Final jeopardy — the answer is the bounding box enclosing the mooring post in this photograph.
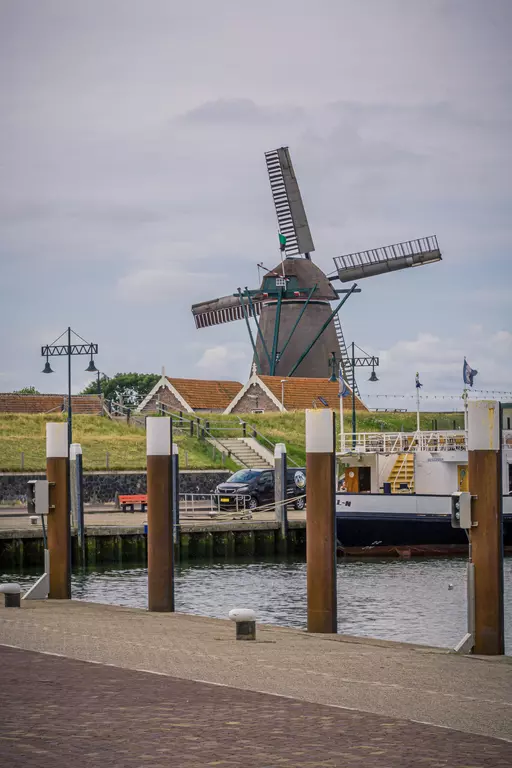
[70,444,85,566]
[274,442,288,539]
[468,400,504,654]
[146,416,174,612]
[46,422,71,599]
[172,442,180,540]
[306,409,337,633]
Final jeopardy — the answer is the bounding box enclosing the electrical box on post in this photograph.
[27,480,49,517]
[451,491,471,529]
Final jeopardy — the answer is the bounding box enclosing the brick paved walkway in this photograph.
[1,646,511,767]
[1,601,511,742]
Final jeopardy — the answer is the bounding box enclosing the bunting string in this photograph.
[359,390,512,400]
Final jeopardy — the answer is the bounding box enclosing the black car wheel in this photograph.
[248,496,259,511]
[294,496,305,510]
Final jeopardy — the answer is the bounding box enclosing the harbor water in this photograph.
[2,556,511,652]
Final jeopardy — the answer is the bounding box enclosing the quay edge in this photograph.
[0,521,307,569]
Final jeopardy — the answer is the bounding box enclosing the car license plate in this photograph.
[220,497,230,503]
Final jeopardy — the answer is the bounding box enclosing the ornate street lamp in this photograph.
[349,343,379,447]
[41,327,99,451]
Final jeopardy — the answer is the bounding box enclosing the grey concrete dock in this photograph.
[0,506,307,567]
[1,600,511,761]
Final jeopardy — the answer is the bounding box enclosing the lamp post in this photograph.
[41,327,99,452]
[328,351,338,383]
[95,370,110,396]
[349,342,379,448]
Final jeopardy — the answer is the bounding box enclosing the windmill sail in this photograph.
[191,294,262,329]
[334,235,441,283]
[265,147,315,257]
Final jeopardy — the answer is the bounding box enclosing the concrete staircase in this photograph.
[207,437,273,469]
[388,453,415,492]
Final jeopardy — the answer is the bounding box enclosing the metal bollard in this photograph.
[229,608,256,640]
[1,584,21,608]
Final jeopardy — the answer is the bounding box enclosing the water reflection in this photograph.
[2,556,511,652]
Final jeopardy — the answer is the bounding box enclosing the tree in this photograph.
[80,372,160,406]
[13,386,40,394]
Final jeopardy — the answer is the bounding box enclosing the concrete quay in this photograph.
[0,600,511,768]
[0,507,307,568]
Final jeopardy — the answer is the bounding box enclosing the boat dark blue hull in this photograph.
[335,501,512,554]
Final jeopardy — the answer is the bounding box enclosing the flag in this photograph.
[463,358,478,387]
[415,372,423,389]
[338,367,350,397]
[279,233,287,251]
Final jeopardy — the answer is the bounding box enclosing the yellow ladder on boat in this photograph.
[389,453,415,492]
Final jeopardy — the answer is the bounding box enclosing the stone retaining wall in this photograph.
[0,471,231,504]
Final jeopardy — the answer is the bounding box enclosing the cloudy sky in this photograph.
[1,0,511,410]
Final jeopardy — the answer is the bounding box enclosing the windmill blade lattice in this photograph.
[191,294,262,329]
[265,147,315,258]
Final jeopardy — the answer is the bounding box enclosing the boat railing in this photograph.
[339,430,468,454]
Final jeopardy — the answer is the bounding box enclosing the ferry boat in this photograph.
[335,427,512,555]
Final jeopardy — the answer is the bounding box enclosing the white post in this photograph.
[172,442,179,541]
[339,364,344,454]
[70,443,85,565]
[274,442,288,538]
[415,373,421,433]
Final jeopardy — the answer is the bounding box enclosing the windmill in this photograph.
[191,147,442,387]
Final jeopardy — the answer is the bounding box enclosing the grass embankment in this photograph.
[0,414,237,473]
[0,410,464,473]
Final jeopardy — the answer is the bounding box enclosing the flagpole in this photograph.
[278,233,286,279]
[415,372,421,432]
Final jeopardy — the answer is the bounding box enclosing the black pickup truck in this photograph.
[215,467,306,511]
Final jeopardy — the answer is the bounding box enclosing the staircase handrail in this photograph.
[157,403,249,468]
[236,418,300,467]
[105,399,146,428]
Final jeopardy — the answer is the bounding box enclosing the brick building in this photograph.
[137,375,243,414]
[0,394,103,415]
[224,368,367,414]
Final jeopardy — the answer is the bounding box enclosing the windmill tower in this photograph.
[191,147,442,386]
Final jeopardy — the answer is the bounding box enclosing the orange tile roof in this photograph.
[0,394,103,415]
[259,376,367,412]
[166,378,243,410]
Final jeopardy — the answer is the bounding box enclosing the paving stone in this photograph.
[0,646,511,767]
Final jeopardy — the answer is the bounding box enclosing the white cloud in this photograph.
[196,344,251,381]
[116,268,220,302]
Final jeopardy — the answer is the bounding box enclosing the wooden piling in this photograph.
[306,409,337,633]
[147,417,174,612]
[468,401,504,655]
[46,423,70,599]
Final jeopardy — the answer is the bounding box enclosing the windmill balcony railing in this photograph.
[339,430,468,455]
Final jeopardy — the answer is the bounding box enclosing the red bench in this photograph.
[118,494,147,512]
